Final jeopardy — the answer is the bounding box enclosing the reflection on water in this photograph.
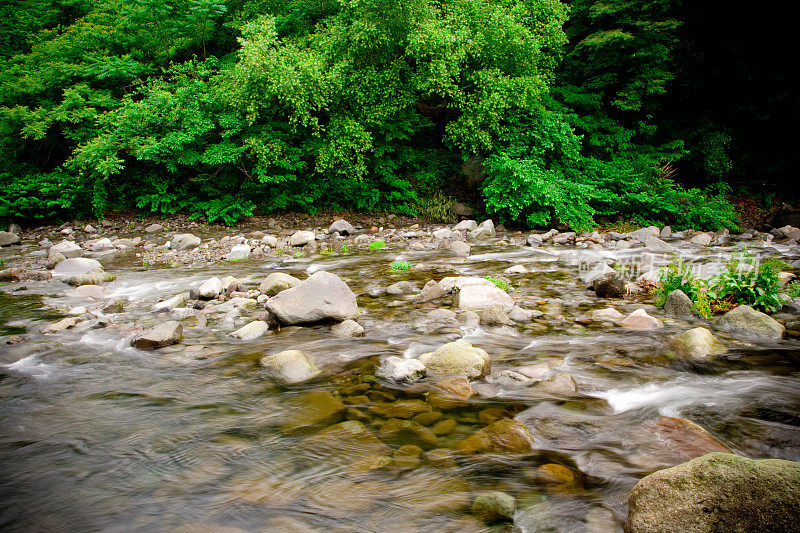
[1,235,798,532]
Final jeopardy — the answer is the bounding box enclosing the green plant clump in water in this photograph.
[341,244,350,254]
[320,246,335,256]
[788,280,800,299]
[483,276,512,292]
[368,241,386,251]
[706,247,789,313]
[293,251,305,258]
[651,257,707,307]
[391,260,412,271]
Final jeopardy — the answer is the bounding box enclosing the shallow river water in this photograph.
[1,227,799,532]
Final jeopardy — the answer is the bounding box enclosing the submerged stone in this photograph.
[457,418,534,455]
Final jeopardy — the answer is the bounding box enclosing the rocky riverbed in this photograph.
[1,215,799,532]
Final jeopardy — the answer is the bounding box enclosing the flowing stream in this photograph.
[1,226,799,532]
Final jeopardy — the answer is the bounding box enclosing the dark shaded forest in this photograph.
[0,0,795,229]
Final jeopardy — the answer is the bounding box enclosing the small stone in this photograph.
[131,321,183,350]
[378,356,426,382]
[259,272,301,296]
[386,281,415,295]
[145,223,163,232]
[504,264,527,274]
[449,241,471,257]
[289,230,315,246]
[418,341,491,379]
[378,418,439,449]
[153,293,188,312]
[533,373,579,395]
[41,317,82,334]
[229,320,269,340]
[454,220,478,232]
[331,319,364,337]
[593,276,626,298]
[393,445,424,470]
[620,309,663,330]
[198,277,222,299]
[171,234,201,250]
[480,305,512,326]
[427,378,476,410]
[690,232,713,246]
[471,491,516,523]
[457,419,534,454]
[329,219,355,235]
[670,327,724,359]
[225,244,251,261]
[664,289,693,318]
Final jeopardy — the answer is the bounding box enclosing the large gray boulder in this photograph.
[626,452,800,533]
[418,341,491,379]
[0,231,20,246]
[713,305,784,341]
[52,257,103,275]
[329,219,354,235]
[469,219,495,240]
[131,321,183,350]
[171,233,201,250]
[260,350,321,384]
[265,271,358,325]
[670,327,725,359]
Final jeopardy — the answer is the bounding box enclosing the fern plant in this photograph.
[484,276,512,292]
[390,260,412,271]
[707,247,789,313]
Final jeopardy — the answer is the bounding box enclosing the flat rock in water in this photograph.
[53,258,103,275]
[259,350,321,384]
[377,356,426,382]
[0,268,52,282]
[653,416,732,460]
[626,453,800,533]
[454,284,514,311]
[713,305,784,341]
[449,240,471,257]
[644,236,675,253]
[265,271,358,325]
[131,321,183,350]
[386,281,415,295]
[457,418,534,454]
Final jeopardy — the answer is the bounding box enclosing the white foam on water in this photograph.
[594,374,780,416]
[4,354,55,379]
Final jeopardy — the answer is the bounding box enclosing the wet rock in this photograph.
[371,399,430,419]
[413,411,444,426]
[259,272,301,296]
[415,279,448,302]
[593,276,626,298]
[778,225,800,241]
[713,305,784,341]
[0,230,20,246]
[527,463,583,491]
[386,281,415,295]
[526,234,543,247]
[259,350,321,384]
[480,305,512,326]
[620,309,663,330]
[454,283,514,311]
[471,491,516,523]
[393,444,424,469]
[449,240,471,257]
[75,284,105,300]
[581,263,616,287]
[457,418,534,454]
[0,268,52,282]
[331,319,364,337]
[653,416,732,459]
[378,356,426,382]
[670,327,724,359]
[579,307,624,324]
[433,228,453,240]
[533,373,578,395]
[154,293,188,312]
[53,257,102,275]
[265,271,358,326]
[229,320,269,340]
[131,321,183,350]
[41,317,82,334]
[102,298,125,314]
[280,390,345,432]
[329,219,354,235]
[427,377,476,410]
[454,220,478,232]
[418,341,491,379]
[690,232,713,246]
[378,418,439,449]
[47,252,66,268]
[469,219,495,240]
[431,418,457,436]
[289,230,315,246]
[504,264,527,274]
[49,240,83,258]
[171,233,201,250]
[6,334,25,345]
[508,306,536,323]
[225,244,250,261]
[626,453,800,533]
[63,272,115,286]
[303,421,391,462]
[664,289,693,318]
[644,236,675,253]
[198,277,222,299]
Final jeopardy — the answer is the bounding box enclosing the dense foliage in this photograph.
[0,0,787,228]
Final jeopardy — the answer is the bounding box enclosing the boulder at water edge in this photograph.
[418,341,491,379]
[131,321,183,350]
[259,272,301,296]
[0,230,20,246]
[53,257,103,275]
[265,271,358,325]
[664,289,693,318]
[329,219,354,235]
[626,452,800,533]
[713,305,784,341]
[259,350,321,384]
[171,233,201,250]
[453,283,514,311]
